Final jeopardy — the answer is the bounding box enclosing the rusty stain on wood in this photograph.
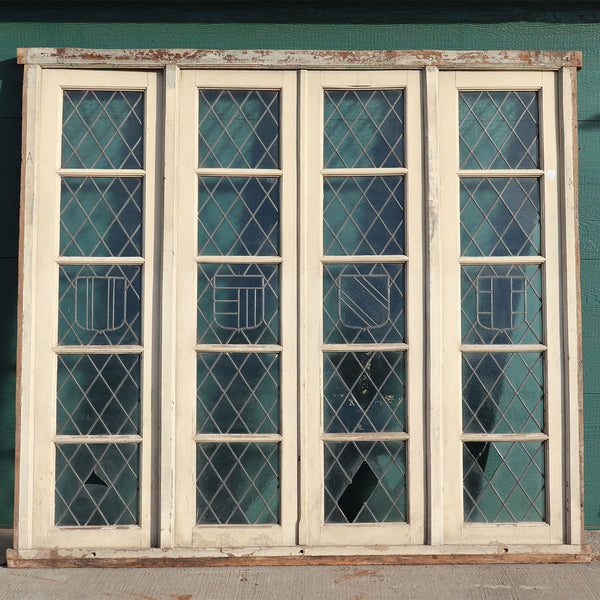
[16,48,582,70]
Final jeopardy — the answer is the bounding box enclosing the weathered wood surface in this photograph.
[5,546,592,568]
[17,48,582,70]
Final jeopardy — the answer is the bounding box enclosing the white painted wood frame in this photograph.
[14,52,583,559]
[300,70,424,546]
[21,69,160,549]
[174,70,298,548]
[439,71,565,545]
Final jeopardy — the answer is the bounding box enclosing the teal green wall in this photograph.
[2,2,600,527]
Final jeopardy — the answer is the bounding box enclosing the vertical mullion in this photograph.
[558,66,583,546]
[16,63,42,550]
[423,65,444,546]
[439,71,463,543]
[159,63,179,549]
[540,70,563,542]
[298,69,323,545]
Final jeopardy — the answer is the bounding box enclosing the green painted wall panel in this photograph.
[1,4,600,528]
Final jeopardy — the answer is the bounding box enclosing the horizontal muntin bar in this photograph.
[458,169,545,178]
[54,435,142,444]
[460,344,546,353]
[322,343,408,352]
[58,169,146,177]
[322,433,409,442]
[55,345,144,354]
[195,344,282,353]
[56,256,145,265]
[322,255,407,264]
[18,49,583,70]
[460,433,548,442]
[196,255,282,264]
[194,434,283,443]
[196,168,282,177]
[322,168,408,177]
[459,256,545,265]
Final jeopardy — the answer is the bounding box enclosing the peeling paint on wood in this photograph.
[17,48,583,70]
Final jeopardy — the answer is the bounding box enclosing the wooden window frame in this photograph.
[10,49,586,566]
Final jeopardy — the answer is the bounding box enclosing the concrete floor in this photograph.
[3,530,600,600]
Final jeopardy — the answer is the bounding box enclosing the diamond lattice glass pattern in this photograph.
[323,176,404,256]
[461,178,540,257]
[197,263,279,344]
[198,90,279,169]
[459,91,539,169]
[196,442,279,525]
[197,353,279,434]
[324,441,406,523]
[61,177,142,257]
[462,352,544,434]
[323,263,404,344]
[198,177,279,256]
[463,441,545,523]
[62,90,143,169]
[324,352,405,433]
[324,90,404,168]
[462,264,542,344]
[57,354,140,436]
[59,264,141,346]
[55,443,139,526]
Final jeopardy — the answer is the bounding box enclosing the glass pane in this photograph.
[461,178,540,257]
[461,264,542,345]
[324,89,404,168]
[197,353,279,434]
[324,351,405,433]
[62,90,143,169]
[196,442,279,525]
[59,265,141,346]
[198,90,279,169]
[324,441,406,523]
[459,91,539,169]
[55,443,139,526]
[462,352,544,434]
[324,176,404,256]
[57,354,140,435]
[61,177,143,257]
[198,177,279,256]
[323,263,404,344]
[197,263,279,345]
[463,441,545,523]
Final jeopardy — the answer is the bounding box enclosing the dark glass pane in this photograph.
[324,441,406,523]
[324,90,404,168]
[198,177,279,256]
[463,441,545,523]
[57,354,140,435]
[461,264,542,345]
[61,177,143,257]
[197,263,279,345]
[196,442,279,524]
[58,264,142,346]
[324,176,404,256]
[55,443,139,526]
[198,90,279,169]
[197,353,279,434]
[62,90,143,169]
[461,178,540,257]
[462,352,544,434]
[323,263,404,344]
[324,351,405,433]
[459,91,539,169]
